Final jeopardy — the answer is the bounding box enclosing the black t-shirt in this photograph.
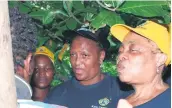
[44,74,126,108]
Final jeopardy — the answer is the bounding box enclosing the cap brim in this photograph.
[110,24,145,42]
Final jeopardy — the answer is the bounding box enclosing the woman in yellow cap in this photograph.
[110,21,171,108]
[31,46,55,102]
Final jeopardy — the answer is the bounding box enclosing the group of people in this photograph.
[11,9,171,108]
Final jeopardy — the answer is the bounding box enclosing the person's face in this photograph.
[70,36,105,84]
[33,55,54,89]
[117,32,159,84]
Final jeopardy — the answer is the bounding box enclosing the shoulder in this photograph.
[50,80,72,94]
[137,88,171,108]
[151,89,171,108]
[44,80,72,104]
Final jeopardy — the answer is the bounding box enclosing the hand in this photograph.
[16,53,34,83]
[117,99,133,108]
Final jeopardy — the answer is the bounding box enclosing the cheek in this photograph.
[46,72,53,79]
[123,56,146,77]
[85,57,100,69]
[70,57,74,64]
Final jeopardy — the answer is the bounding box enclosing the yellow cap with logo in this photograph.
[35,46,54,63]
[110,21,171,65]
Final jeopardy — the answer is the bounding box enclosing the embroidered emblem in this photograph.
[39,48,45,52]
[98,98,110,107]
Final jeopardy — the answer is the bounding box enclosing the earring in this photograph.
[157,68,159,73]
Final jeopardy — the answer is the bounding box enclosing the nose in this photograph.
[38,68,46,77]
[75,56,81,66]
[117,52,128,62]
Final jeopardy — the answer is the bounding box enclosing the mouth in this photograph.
[117,63,125,73]
[74,68,84,74]
[38,78,47,83]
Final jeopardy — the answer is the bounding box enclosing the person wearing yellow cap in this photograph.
[30,46,55,102]
[110,20,171,108]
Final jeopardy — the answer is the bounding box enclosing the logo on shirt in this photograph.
[98,97,110,107]
[91,97,111,108]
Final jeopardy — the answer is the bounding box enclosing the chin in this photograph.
[76,76,89,82]
[75,76,85,81]
[36,84,50,89]
[119,75,131,83]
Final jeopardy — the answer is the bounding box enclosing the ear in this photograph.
[99,50,105,64]
[156,53,167,67]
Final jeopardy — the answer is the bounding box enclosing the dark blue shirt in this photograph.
[44,74,125,108]
[135,88,171,108]
[118,88,171,108]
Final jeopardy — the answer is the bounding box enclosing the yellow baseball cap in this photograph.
[35,46,54,63]
[110,21,171,65]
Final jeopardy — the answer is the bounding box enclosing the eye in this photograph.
[130,49,139,53]
[118,50,122,54]
[46,67,53,71]
[45,68,49,71]
[70,53,75,57]
[82,54,88,58]
[118,47,124,54]
[34,67,39,72]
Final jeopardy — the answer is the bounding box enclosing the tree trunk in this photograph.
[0,1,17,108]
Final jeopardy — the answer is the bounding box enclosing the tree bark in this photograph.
[0,1,17,108]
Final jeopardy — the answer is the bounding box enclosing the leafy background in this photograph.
[8,0,171,87]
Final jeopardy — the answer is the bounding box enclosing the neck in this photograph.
[127,75,169,106]
[133,76,168,97]
[80,72,104,85]
[32,86,50,102]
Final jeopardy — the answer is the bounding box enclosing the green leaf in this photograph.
[73,6,97,15]
[101,61,117,76]
[119,1,169,17]
[29,10,47,21]
[45,1,64,10]
[18,2,32,14]
[8,1,19,8]
[63,1,73,15]
[55,31,63,37]
[44,39,60,53]
[42,10,69,25]
[66,18,78,30]
[102,1,117,7]
[91,9,124,29]
[54,10,69,17]
[42,11,56,25]
[162,12,171,24]
[37,36,50,47]
[85,13,95,22]
[73,1,85,10]
[116,0,125,7]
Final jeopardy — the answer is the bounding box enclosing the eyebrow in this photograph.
[121,41,135,47]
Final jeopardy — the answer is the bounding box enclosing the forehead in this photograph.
[35,54,51,62]
[122,32,157,48]
[71,36,98,49]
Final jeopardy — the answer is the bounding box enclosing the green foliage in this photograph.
[8,0,171,87]
[101,60,118,77]
[119,1,170,24]
[91,9,124,29]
